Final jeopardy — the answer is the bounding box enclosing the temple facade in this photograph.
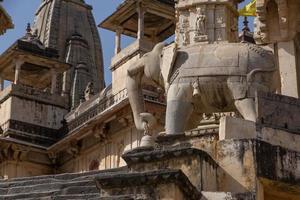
[0,0,169,177]
[0,0,299,200]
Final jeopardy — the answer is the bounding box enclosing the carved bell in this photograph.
[193,81,200,97]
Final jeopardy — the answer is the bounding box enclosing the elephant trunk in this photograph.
[126,42,166,131]
[127,69,145,131]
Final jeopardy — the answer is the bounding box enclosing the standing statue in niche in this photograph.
[194,7,208,42]
[84,82,95,101]
[180,16,190,46]
[195,8,206,36]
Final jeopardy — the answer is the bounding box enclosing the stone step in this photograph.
[0,167,126,183]
[22,193,100,200]
[1,187,100,200]
[99,195,134,200]
[0,175,95,190]
[60,186,99,195]
[201,192,255,200]
[0,168,128,199]
[1,190,61,200]
[52,194,101,200]
[6,180,96,195]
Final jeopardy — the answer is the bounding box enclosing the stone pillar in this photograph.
[14,59,23,85]
[62,70,70,97]
[51,68,57,94]
[137,4,145,40]
[277,41,299,98]
[206,5,215,42]
[115,28,122,55]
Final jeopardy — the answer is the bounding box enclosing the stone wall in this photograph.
[58,126,143,173]
[10,96,67,130]
[0,160,52,179]
[112,54,141,95]
[57,101,165,173]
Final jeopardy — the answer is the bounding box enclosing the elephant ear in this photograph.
[161,43,177,88]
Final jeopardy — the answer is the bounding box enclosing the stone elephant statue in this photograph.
[126,42,278,136]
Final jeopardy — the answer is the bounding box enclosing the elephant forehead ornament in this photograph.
[126,41,278,145]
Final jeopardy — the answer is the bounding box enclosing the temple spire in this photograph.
[32,0,105,109]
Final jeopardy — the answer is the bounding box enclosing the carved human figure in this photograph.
[195,7,206,36]
[84,82,94,101]
[180,16,190,45]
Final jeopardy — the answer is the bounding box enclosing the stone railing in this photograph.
[67,88,165,133]
[67,89,129,133]
[0,119,60,147]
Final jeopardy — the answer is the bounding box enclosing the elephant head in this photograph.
[126,42,166,132]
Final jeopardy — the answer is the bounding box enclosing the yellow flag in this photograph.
[239,0,256,16]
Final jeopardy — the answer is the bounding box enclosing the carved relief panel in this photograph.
[176,1,239,45]
[177,5,210,46]
[179,11,191,46]
[193,6,209,43]
[215,5,226,42]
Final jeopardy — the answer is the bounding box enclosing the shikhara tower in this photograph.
[32,0,105,109]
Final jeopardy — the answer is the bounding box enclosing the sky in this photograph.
[0,0,253,85]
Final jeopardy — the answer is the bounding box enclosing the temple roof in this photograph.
[0,32,69,89]
[0,3,14,35]
[99,0,175,41]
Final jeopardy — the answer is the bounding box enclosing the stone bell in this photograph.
[193,81,200,97]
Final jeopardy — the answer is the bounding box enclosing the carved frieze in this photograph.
[176,0,239,45]
[194,6,208,42]
[0,144,30,163]
[179,11,190,46]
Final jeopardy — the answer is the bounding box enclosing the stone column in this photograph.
[51,68,57,94]
[206,5,215,43]
[137,3,145,40]
[277,41,299,98]
[14,59,23,85]
[115,28,122,55]
[62,70,70,97]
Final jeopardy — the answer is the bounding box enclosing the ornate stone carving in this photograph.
[93,123,108,141]
[179,13,190,46]
[0,119,61,147]
[67,141,81,158]
[194,7,208,42]
[84,82,95,101]
[127,42,278,139]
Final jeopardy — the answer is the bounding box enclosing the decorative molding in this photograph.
[0,119,61,147]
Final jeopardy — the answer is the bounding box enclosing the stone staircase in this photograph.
[0,167,127,200]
